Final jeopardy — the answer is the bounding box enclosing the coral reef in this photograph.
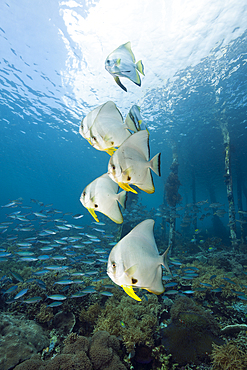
[89,331,126,370]
[151,346,172,370]
[161,296,223,365]
[211,341,247,370]
[13,331,126,370]
[36,303,54,324]
[53,311,76,337]
[178,261,247,301]
[79,302,102,335]
[93,294,161,352]
[0,312,49,370]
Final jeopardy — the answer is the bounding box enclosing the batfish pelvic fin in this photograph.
[121,285,141,301]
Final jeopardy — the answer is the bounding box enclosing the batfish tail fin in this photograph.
[136,60,145,76]
[125,113,139,133]
[162,246,172,275]
[117,190,127,209]
[150,152,161,176]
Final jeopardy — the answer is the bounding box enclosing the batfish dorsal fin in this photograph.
[123,41,136,62]
[121,130,150,161]
[129,219,159,253]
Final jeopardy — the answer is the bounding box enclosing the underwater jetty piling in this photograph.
[220,118,238,247]
[165,142,182,252]
[236,165,245,244]
[191,169,197,230]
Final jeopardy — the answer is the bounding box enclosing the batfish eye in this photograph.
[112,262,116,268]
[112,165,115,170]
[131,278,138,284]
[127,176,131,181]
[83,191,86,196]
[106,59,110,64]
[94,204,98,208]
[92,136,96,142]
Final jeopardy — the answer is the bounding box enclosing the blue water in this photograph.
[1,4,247,369]
[1,0,247,238]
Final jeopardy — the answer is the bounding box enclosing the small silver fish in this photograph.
[14,288,28,300]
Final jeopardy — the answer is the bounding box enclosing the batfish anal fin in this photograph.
[122,285,141,301]
[114,76,127,92]
[162,246,172,276]
[145,287,165,295]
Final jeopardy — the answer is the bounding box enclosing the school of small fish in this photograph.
[1,197,247,306]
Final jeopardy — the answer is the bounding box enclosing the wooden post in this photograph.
[220,119,238,247]
[192,169,197,231]
[165,143,182,252]
[236,164,245,244]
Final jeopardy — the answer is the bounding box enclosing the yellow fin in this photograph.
[118,182,138,194]
[122,285,141,301]
[87,208,99,222]
[145,287,165,295]
[136,60,145,75]
[105,147,117,156]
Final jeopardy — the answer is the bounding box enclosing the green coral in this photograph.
[94,294,161,352]
[211,341,247,370]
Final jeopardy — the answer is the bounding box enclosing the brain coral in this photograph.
[0,313,49,370]
[13,331,126,370]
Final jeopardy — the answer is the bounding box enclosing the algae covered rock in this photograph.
[0,312,49,370]
[13,331,126,370]
[89,331,126,370]
[161,296,224,365]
